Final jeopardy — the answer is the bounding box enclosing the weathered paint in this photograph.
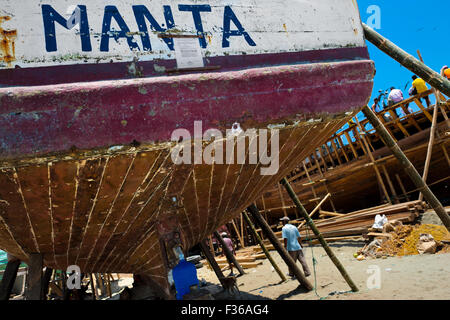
[1,0,365,70]
[0,60,374,159]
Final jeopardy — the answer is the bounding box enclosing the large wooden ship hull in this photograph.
[259,91,449,222]
[0,0,374,296]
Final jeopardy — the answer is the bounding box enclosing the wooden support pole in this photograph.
[324,143,336,167]
[105,274,112,298]
[419,102,439,201]
[96,273,105,297]
[89,274,97,300]
[322,183,337,213]
[208,236,215,256]
[213,231,245,276]
[312,151,325,177]
[239,213,245,246]
[41,267,53,300]
[199,240,226,287]
[318,147,328,172]
[442,144,450,167]
[331,140,343,165]
[336,135,350,162]
[355,117,392,205]
[242,211,287,282]
[302,161,320,208]
[344,131,359,159]
[362,105,450,231]
[381,165,400,204]
[395,174,411,201]
[48,269,56,297]
[298,193,332,228]
[247,204,313,291]
[280,178,359,292]
[25,253,44,300]
[362,23,450,97]
[260,196,267,240]
[277,183,288,218]
[0,258,21,300]
[231,219,245,248]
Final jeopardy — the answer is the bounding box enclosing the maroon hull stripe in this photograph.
[0,59,374,160]
[0,47,370,87]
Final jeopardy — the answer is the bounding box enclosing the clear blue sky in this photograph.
[357,0,450,107]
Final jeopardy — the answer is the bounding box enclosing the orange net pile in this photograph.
[379,224,450,256]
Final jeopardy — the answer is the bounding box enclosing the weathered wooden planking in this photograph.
[76,155,134,270]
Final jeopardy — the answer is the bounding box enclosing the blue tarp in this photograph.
[0,250,7,266]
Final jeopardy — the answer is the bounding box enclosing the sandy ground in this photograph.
[196,240,450,300]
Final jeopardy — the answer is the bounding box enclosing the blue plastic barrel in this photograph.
[172,259,199,300]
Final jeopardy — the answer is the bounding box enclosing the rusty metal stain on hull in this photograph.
[0,16,17,67]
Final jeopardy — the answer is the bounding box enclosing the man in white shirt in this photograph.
[280,216,311,278]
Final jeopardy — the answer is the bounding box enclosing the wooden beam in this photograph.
[214,231,245,276]
[277,183,288,218]
[41,267,53,300]
[0,258,21,300]
[344,131,359,159]
[325,143,337,167]
[199,240,226,287]
[242,211,286,282]
[381,165,400,204]
[320,210,345,217]
[395,174,411,201]
[355,117,392,205]
[25,253,43,300]
[298,193,331,228]
[415,99,434,122]
[231,219,245,248]
[419,100,439,201]
[442,144,450,167]
[331,139,343,165]
[89,274,97,300]
[208,236,215,256]
[336,135,350,162]
[247,204,313,291]
[317,147,328,172]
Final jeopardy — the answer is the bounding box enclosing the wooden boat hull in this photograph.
[0,0,374,296]
[0,116,362,295]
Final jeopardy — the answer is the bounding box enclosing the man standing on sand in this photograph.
[280,216,311,278]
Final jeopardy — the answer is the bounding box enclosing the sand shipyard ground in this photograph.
[196,240,450,300]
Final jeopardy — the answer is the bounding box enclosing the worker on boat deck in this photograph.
[387,87,404,106]
[387,87,403,117]
[370,97,381,113]
[441,66,450,80]
[280,216,311,278]
[412,75,431,107]
[371,97,391,122]
[220,232,236,276]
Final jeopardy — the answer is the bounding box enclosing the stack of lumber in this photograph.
[274,201,427,241]
[204,247,269,272]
